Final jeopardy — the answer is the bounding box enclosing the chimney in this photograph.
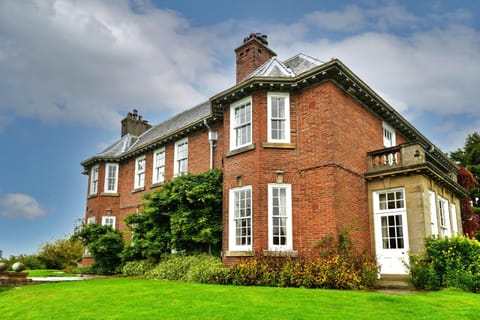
[235,33,276,83]
[121,109,152,137]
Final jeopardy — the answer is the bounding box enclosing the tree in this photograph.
[123,169,223,262]
[451,132,480,204]
[37,237,83,270]
[72,224,124,274]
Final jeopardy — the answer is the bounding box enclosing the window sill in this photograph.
[87,194,98,199]
[132,187,145,194]
[263,250,298,258]
[100,192,119,197]
[262,142,296,149]
[224,250,256,257]
[226,144,255,158]
[150,182,164,189]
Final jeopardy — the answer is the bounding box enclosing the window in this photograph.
[383,122,396,148]
[438,197,451,237]
[89,165,99,195]
[450,203,458,235]
[104,163,118,193]
[102,216,116,229]
[268,92,290,143]
[152,147,166,184]
[174,138,188,176]
[377,189,405,211]
[429,191,439,236]
[374,188,407,250]
[87,216,96,224]
[268,184,292,250]
[230,96,252,150]
[229,186,252,251]
[134,156,146,189]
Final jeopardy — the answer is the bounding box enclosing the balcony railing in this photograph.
[367,142,455,180]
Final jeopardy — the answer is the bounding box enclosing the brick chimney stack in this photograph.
[235,33,276,83]
[121,109,152,137]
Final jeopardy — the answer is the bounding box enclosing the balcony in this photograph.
[365,142,462,191]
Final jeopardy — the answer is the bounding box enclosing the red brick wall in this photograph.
[235,40,276,83]
[221,81,406,264]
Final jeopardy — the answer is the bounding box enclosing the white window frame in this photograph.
[230,96,252,151]
[450,203,458,235]
[87,216,96,225]
[383,121,396,148]
[101,216,116,229]
[134,156,146,189]
[104,163,119,193]
[89,165,99,196]
[152,147,166,184]
[267,92,290,143]
[229,185,253,251]
[429,191,439,236]
[174,138,188,177]
[268,183,292,251]
[438,196,451,237]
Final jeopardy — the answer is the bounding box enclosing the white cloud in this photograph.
[0,0,236,131]
[305,5,366,31]
[0,193,47,219]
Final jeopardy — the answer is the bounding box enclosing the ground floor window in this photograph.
[229,186,252,251]
[268,183,292,251]
[438,196,451,237]
[102,216,116,229]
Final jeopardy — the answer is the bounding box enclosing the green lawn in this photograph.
[26,269,81,278]
[0,278,477,319]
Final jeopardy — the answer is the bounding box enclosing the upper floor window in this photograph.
[102,216,116,229]
[134,156,146,189]
[229,186,252,251]
[174,138,188,177]
[438,196,451,237]
[230,96,252,150]
[268,92,290,143]
[268,184,292,251]
[89,165,99,196]
[429,191,439,236]
[153,147,166,184]
[383,122,396,148]
[104,163,118,193]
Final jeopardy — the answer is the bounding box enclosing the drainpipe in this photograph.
[203,119,218,169]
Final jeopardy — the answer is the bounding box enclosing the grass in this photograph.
[25,269,81,278]
[0,278,478,319]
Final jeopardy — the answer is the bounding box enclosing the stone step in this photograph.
[376,275,415,290]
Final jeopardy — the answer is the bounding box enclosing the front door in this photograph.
[374,189,409,275]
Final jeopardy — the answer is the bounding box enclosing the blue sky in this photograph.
[0,0,479,258]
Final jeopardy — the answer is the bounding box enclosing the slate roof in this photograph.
[81,101,212,167]
[244,53,324,80]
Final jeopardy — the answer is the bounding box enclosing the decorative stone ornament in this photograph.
[0,262,7,272]
[12,262,26,272]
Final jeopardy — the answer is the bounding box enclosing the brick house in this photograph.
[81,33,468,275]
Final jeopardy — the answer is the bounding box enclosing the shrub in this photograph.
[122,260,155,277]
[145,254,228,284]
[37,238,83,270]
[410,236,480,293]
[228,254,378,290]
[0,254,46,270]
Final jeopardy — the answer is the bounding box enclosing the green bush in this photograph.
[145,254,228,284]
[122,260,155,277]
[410,236,480,292]
[0,254,46,270]
[228,254,378,290]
